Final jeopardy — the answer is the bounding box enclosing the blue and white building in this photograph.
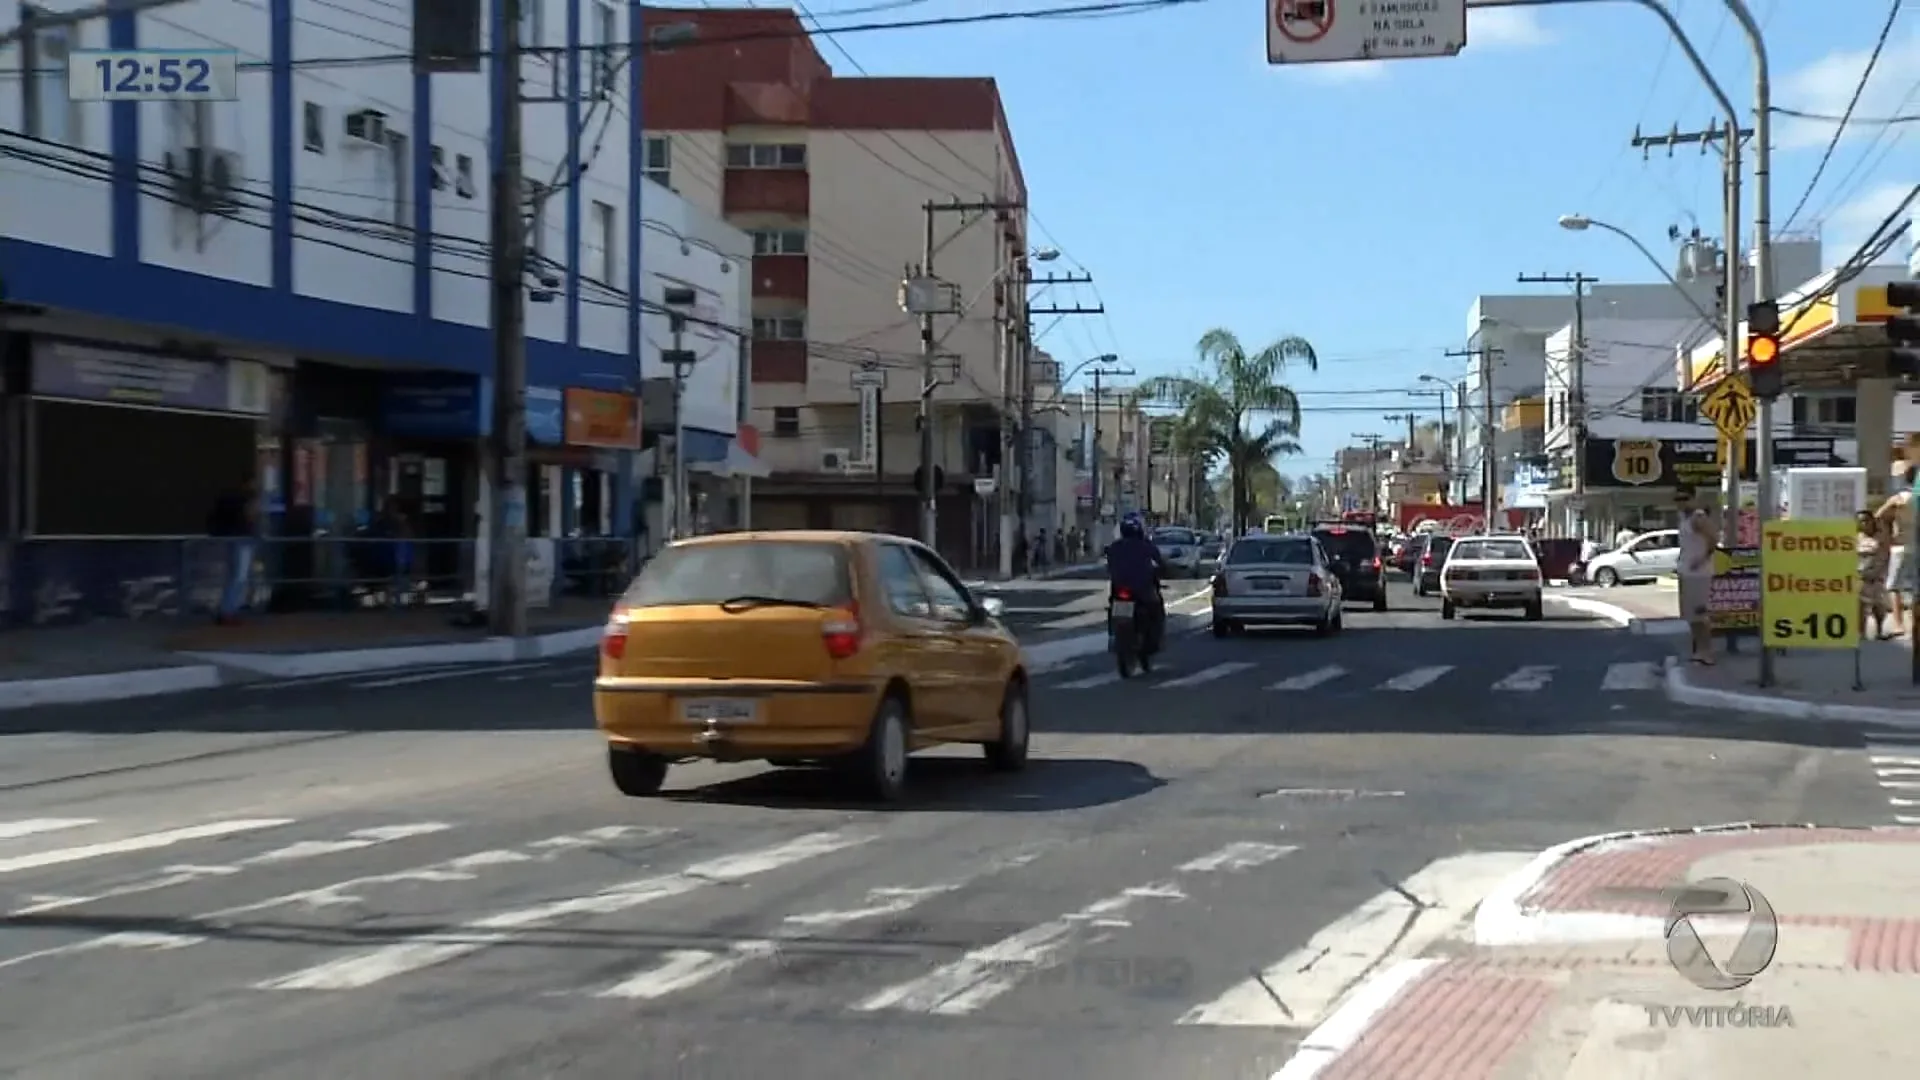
[0,0,753,618]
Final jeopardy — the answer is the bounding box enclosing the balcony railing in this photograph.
[724,169,809,216]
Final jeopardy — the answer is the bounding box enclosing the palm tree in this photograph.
[1140,328,1318,534]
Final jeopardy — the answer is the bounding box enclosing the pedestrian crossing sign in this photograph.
[1698,376,1755,478]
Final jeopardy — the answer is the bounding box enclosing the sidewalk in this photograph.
[1549,585,1689,636]
[1280,824,1920,1079]
[1668,638,1920,725]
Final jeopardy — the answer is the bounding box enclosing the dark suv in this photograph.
[1310,525,1388,611]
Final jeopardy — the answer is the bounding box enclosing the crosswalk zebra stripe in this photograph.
[1377,666,1452,691]
[1600,661,1660,691]
[1267,665,1346,691]
[1492,665,1554,692]
[1156,662,1255,689]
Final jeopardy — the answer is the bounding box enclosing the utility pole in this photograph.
[1637,120,1751,549]
[1517,273,1599,539]
[1383,412,1416,450]
[660,286,699,538]
[1351,433,1384,516]
[1088,361,1134,543]
[902,198,1024,555]
[486,0,529,637]
[1444,345,1504,533]
[1013,272,1099,575]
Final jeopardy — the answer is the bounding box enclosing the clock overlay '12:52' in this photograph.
[68,49,241,102]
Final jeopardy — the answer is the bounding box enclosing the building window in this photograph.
[771,407,801,437]
[591,0,618,96]
[1791,393,1856,430]
[725,142,807,169]
[752,316,806,341]
[302,102,325,152]
[642,136,671,189]
[454,153,475,198]
[430,145,447,190]
[1638,388,1698,424]
[751,229,807,256]
[588,200,616,283]
[21,8,74,143]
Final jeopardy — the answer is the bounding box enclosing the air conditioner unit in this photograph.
[819,448,853,472]
[344,109,389,149]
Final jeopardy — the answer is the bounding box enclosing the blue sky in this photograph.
[774,0,1917,479]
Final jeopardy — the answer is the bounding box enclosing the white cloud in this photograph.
[1777,33,1920,151]
[1467,8,1555,49]
[1821,180,1913,260]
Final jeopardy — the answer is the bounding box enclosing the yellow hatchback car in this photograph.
[594,530,1031,802]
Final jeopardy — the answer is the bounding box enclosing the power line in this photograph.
[1781,0,1903,232]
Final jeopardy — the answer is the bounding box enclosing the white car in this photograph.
[1585,529,1679,587]
[1210,532,1344,637]
[1152,526,1206,577]
[1440,535,1544,621]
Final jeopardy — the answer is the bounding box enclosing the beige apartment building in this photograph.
[640,6,1031,563]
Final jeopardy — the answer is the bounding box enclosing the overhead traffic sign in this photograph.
[1267,0,1467,65]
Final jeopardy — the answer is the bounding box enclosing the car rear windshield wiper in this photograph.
[717,594,828,613]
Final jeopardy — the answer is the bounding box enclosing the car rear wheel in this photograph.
[849,695,912,802]
[1441,599,1456,620]
[1373,589,1388,613]
[1211,618,1230,638]
[984,680,1029,772]
[1524,597,1544,621]
[607,746,669,797]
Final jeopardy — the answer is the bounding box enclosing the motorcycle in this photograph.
[1109,584,1161,678]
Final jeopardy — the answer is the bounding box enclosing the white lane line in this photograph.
[1376,666,1452,692]
[1600,661,1659,691]
[1157,662,1255,689]
[600,849,1047,1000]
[1491,665,1555,693]
[257,829,875,991]
[0,819,96,841]
[352,660,553,689]
[1266,666,1346,692]
[1180,851,1530,1028]
[0,820,294,877]
[11,823,453,916]
[245,666,476,691]
[1268,958,1443,1080]
[854,840,1295,1016]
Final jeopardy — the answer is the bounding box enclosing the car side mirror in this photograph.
[977,596,1005,620]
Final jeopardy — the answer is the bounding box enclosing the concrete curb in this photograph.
[1470,821,1828,948]
[1663,652,1920,724]
[0,665,225,712]
[1547,594,1690,636]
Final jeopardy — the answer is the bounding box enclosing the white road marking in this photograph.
[1376,666,1452,692]
[1180,851,1529,1028]
[0,819,96,841]
[0,820,294,877]
[1157,662,1254,689]
[600,849,1046,1001]
[246,666,475,691]
[1870,755,1920,767]
[258,829,874,991]
[352,660,552,689]
[1491,665,1555,692]
[1055,671,1121,690]
[1889,797,1920,807]
[0,826,668,973]
[854,841,1295,1016]
[1878,767,1920,777]
[1266,666,1346,692]
[1268,958,1443,1080]
[11,823,452,915]
[1599,661,1659,691]
[1898,815,1920,826]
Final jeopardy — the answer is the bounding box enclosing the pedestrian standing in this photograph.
[1674,485,1716,665]
[208,480,257,626]
[1857,509,1892,640]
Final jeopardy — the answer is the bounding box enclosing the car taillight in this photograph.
[822,602,863,660]
[1368,557,1381,570]
[1211,573,1228,596]
[1306,575,1322,597]
[601,604,630,661]
[1421,552,1433,566]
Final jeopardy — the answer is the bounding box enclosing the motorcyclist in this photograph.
[1104,512,1168,649]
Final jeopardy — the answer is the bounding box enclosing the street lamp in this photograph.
[1030,247,1061,262]
[1557,214,1717,329]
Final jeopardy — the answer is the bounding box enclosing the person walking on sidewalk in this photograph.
[1674,485,1716,665]
[208,480,257,627]
[1878,448,1920,636]
[1857,509,1893,640]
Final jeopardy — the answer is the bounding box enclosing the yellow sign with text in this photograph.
[1760,519,1859,649]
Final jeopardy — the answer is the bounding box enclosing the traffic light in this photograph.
[1888,281,1920,379]
[1747,298,1783,400]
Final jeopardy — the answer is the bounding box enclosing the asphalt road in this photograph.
[0,574,1894,1080]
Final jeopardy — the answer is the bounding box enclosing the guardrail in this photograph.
[0,535,636,628]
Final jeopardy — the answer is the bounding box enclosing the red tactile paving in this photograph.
[1845,917,1920,973]
[1522,828,1920,915]
[1319,962,1557,1080]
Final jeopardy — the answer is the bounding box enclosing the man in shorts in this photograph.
[1675,485,1717,665]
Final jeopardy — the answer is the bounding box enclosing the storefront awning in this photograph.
[1682,263,1909,392]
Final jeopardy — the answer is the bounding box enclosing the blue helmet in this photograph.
[1119,512,1147,538]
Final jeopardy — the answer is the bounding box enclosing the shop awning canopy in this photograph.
[689,441,771,479]
[1682,263,1909,393]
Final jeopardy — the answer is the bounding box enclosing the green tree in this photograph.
[1141,328,1318,534]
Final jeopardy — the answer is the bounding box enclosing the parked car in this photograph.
[1310,523,1388,611]
[1585,529,1679,587]
[1151,526,1207,577]
[1411,533,1453,597]
[1439,535,1544,621]
[594,530,1029,803]
[1210,532,1343,637]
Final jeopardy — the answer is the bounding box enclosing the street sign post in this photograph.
[1698,376,1756,476]
[1267,0,1466,65]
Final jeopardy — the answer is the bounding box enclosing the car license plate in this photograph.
[679,698,762,724]
[1251,577,1287,590]
[1111,600,1135,618]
